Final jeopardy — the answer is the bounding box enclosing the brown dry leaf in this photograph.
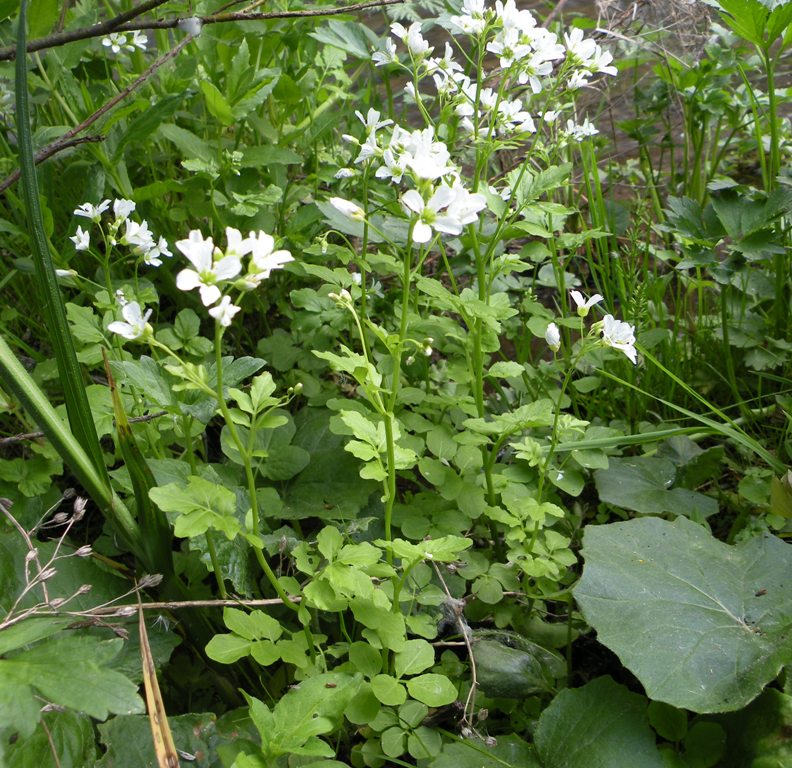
[138,596,180,768]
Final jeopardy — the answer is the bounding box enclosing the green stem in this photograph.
[205,531,228,599]
[213,324,297,612]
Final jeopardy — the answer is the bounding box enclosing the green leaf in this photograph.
[1,635,143,736]
[394,639,435,678]
[240,145,301,167]
[487,361,525,378]
[534,677,665,767]
[251,673,361,758]
[431,735,539,768]
[594,456,718,519]
[15,0,110,518]
[223,607,283,642]
[371,675,407,706]
[115,92,185,158]
[714,689,792,767]
[6,710,97,768]
[473,633,564,698]
[96,712,225,768]
[574,517,792,712]
[200,79,235,125]
[205,633,253,664]
[405,674,457,707]
[149,476,240,539]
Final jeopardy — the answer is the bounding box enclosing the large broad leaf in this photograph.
[6,710,97,768]
[430,735,539,768]
[534,677,664,768]
[0,635,143,738]
[714,688,792,767]
[574,517,792,712]
[594,456,718,519]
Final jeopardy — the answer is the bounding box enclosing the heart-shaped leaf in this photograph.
[574,517,792,712]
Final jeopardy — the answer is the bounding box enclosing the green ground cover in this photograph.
[0,0,791,765]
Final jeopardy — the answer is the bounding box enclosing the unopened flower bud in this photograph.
[178,16,203,36]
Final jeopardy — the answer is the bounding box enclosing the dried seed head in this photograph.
[72,497,88,521]
[75,545,93,558]
[116,606,138,617]
[49,597,66,608]
[138,573,163,589]
[51,511,69,525]
[39,567,58,581]
[76,584,92,595]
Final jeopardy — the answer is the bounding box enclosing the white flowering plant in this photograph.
[3,0,787,764]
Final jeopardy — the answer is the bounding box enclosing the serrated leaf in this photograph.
[149,476,240,539]
[574,517,792,712]
[1,635,143,732]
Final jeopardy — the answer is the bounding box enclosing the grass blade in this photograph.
[0,334,144,556]
[14,0,107,478]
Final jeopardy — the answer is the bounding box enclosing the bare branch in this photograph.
[88,595,302,616]
[0,411,169,447]
[0,0,403,62]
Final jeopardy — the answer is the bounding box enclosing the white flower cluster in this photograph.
[334,109,487,244]
[71,198,171,266]
[544,291,637,364]
[101,31,147,55]
[371,1,616,142]
[174,228,294,326]
[108,291,153,341]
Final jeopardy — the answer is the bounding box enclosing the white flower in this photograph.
[223,227,254,260]
[335,168,356,179]
[601,314,637,364]
[496,0,537,34]
[564,28,616,77]
[241,231,294,289]
[120,219,154,253]
[113,198,136,223]
[208,296,242,327]
[108,300,152,341]
[74,200,110,222]
[142,236,172,267]
[391,22,433,57]
[545,322,561,352]
[330,197,365,221]
[565,117,599,141]
[70,226,90,251]
[401,183,486,244]
[372,38,399,66]
[570,290,603,317]
[175,230,242,306]
[356,108,392,135]
[130,31,147,51]
[450,0,490,35]
[102,33,128,54]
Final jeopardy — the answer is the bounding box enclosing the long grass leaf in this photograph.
[104,351,173,576]
[14,0,107,478]
[0,334,144,555]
